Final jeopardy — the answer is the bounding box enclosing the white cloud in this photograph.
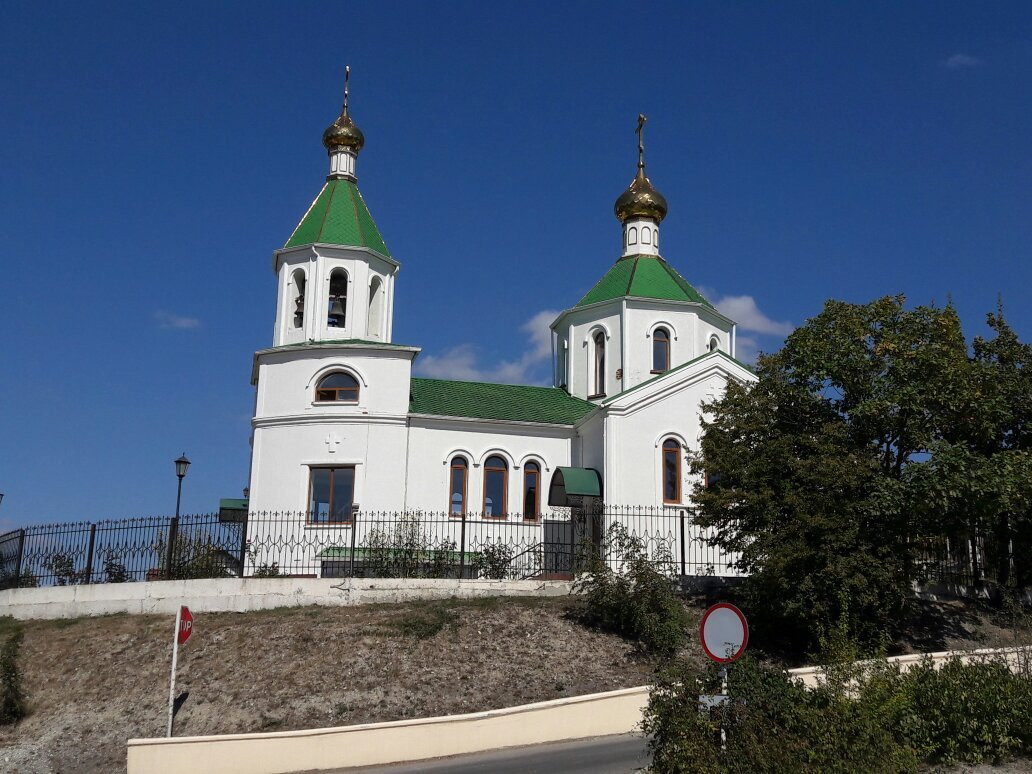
[154,310,201,330]
[698,288,792,337]
[414,309,558,385]
[942,53,983,70]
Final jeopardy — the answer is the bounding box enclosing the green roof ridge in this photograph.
[409,377,596,425]
[575,254,713,309]
[601,349,753,405]
[284,179,391,256]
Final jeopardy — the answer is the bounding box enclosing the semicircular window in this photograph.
[315,372,360,403]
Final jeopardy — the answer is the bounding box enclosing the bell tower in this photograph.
[271,67,400,347]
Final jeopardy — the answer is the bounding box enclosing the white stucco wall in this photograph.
[405,417,575,515]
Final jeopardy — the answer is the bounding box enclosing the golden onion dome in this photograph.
[322,109,364,153]
[614,167,668,223]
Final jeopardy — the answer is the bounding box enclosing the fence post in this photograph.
[679,510,686,577]
[568,509,576,577]
[165,517,179,580]
[348,511,358,577]
[458,511,467,579]
[84,523,97,584]
[237,516,248,578]
[14,529,25,587]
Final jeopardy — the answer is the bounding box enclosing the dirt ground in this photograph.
[0,596,666,774]
[0,594,1029,774]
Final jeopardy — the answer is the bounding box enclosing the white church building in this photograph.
[243,82,755,575]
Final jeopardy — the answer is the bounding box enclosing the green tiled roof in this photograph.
[285,179,391,256]
[576,255,713,308]
[409,378,596,425]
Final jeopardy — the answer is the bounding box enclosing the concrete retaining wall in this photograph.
[0,577,574,620]
[125,644,1032,774]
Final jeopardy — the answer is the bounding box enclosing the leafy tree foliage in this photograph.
[694,296,1031,652]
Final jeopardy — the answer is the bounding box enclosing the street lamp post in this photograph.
[174,454,191,519]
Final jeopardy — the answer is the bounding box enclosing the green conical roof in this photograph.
[576,254,713,308]
[285,178,391,256]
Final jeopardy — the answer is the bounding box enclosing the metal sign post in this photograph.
[698,603,748,753]
[167,606,193,737]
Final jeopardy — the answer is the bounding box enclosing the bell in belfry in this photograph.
[327,296,346,327]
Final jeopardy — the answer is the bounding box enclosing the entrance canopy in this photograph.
[548,467,603,507]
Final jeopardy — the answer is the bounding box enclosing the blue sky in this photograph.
[1,1,1030,526]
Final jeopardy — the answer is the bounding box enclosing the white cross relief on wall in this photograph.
[324,433,343,453]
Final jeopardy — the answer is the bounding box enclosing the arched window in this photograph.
[449,457,468,517]
[328,269,348,328]
[662,438,681,504]
[367,276,384,338]
[652,327,670,373]
[291,269,306,329]
[628,226,638,245]
[642,227,651,245]
[708,335,720,353]
[315,372,359,403]
[523,461,540,521]
[483,455,508,517]
[592,331,606,397]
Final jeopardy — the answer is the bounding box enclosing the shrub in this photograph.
[892,656,1032,764]
[43,553,90,585]
[644,657,916,773]
[103,557,131,583]
[363,514,459,579]
[0,618,27,725]
[252,562,281,578]
[473,541,514,580]
[645,652,1032,772]
[573,524,689,657]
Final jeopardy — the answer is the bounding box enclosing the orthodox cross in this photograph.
[343,65,351,113]
[324,433,342,453]
[636,113,647,170]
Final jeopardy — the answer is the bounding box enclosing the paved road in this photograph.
[311,734,650,774]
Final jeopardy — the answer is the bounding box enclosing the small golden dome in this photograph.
[614,167,668,223]
[322,109,364,153]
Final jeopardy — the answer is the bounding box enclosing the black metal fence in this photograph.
[0,508,1018,592]
[0,506,740,589]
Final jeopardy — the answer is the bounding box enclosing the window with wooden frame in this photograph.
[522,461,540,520]
[662,439,681,504]
[591,331,606,398]
[308,466,355,523]
[449,456,468,517]
[652,327,670,373]
[315,372,359,403]
[482,455,508,517]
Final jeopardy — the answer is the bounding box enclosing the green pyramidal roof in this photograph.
[285,178,391,256]
[576,254,713,308]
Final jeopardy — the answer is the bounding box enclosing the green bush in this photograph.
[472,541,514,580]
[892,657,1032,764]
[363,514,460,579]
[645,657,915,773]
[644,653,1032,772]
[0,618,27,725]
[573,524,689,657]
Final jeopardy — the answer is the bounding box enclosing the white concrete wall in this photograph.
[0,577,574,621]
[405,417,574,515]
[604,372,726,506]
[126,645,1032,774]
[554,303,623,401]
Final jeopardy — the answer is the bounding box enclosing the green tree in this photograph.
[693,296,979,652]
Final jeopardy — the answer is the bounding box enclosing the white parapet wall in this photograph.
[0,577,574,620]
[125,644,1032,774]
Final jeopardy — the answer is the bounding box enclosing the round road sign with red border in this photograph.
[699,603,748,663]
